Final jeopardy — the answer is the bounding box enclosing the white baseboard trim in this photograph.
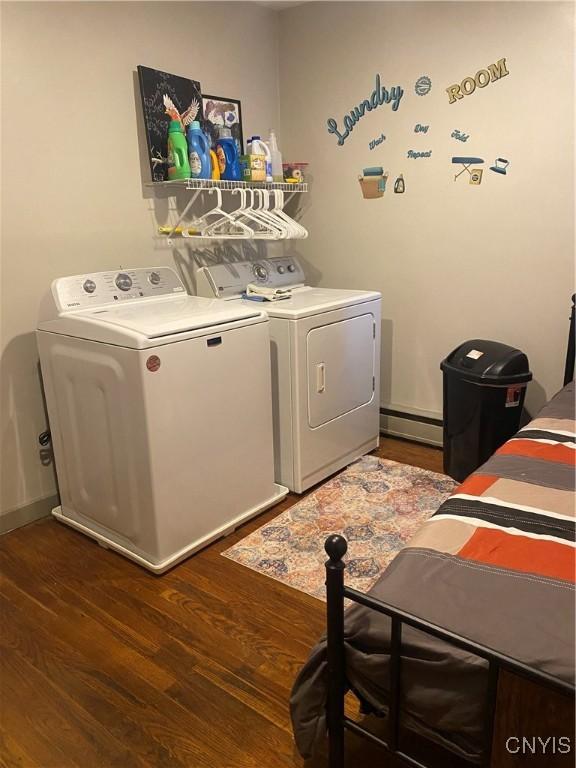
[380,404,444,448]
[0,494,58,535]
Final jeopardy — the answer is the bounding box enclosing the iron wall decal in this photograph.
[415,76,432,96]
[326,74,404,146]
[446,58,509,103]
[490,158,510,175]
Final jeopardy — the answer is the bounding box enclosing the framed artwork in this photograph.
[202,95,243,156]
[137,65,203,182]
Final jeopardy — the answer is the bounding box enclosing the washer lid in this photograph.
[251,287,381,319]
[82,296,262,338]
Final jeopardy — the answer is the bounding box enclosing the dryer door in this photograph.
[307,313,375,428]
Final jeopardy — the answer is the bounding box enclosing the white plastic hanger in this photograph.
[271,190,308,239]
[253,189,289,239]
[236,188,284,239]
[226,188,269,238]
[183,188,254,239]
[175,185,306,241]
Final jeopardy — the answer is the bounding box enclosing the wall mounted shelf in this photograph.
[148,178,308,242]
[146,179,308,193]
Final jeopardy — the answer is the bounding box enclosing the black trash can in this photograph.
[441,340,532,482]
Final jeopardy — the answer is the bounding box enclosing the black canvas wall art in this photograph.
[137,65,203,182]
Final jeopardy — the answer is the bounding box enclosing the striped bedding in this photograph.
[410,386,574,588]
[291,383,575,761]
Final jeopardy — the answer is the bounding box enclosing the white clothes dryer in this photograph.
[196,258,381,493]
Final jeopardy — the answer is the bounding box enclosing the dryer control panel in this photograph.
[196,258,305,299]
[53,268,185,312]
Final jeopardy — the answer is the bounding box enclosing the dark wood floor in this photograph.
[0,438,443,767]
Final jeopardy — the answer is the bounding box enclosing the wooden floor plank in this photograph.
[0,655,75,768]
[1,643,151,768]
[0,582,202,767]
[0,727,43,768]
[0,438,443,767]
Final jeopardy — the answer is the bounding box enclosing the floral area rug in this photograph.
[222,456,456,601]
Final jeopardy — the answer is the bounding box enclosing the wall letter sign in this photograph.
[446,58,509,104]
[326,74,404,146]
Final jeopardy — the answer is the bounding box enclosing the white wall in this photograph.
[279,1,575,422]
[2,1,574,527]
[0,1,280,523]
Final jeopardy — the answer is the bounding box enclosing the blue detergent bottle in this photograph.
[186,121,211,179]
[215,127,241,181]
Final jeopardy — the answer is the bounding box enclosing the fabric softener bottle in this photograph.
[167,120,190,180]
[187,121,211,179]
[216,127,241,181]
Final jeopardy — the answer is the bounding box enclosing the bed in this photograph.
[290,375,575,767]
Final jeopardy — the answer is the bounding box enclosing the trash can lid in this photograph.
[441,339,532,385]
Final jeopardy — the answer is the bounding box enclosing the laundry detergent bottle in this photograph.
[204,128,220,180]
[215,127,241,181]
[167,120,191,181]
[186,121,211,179]
[249,136,272,182]
[210,148,221,180]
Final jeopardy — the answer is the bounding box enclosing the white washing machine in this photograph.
[37,267,287,573]
[197,258,381,493]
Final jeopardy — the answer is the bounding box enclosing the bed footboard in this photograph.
[324,534,574,768]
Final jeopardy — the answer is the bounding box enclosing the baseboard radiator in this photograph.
[380,406,443,448]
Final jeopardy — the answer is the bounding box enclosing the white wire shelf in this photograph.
[146,178,308,193]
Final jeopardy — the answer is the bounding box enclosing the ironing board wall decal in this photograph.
[452,156,484,181]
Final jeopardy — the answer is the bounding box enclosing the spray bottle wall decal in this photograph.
[326,74,404,146]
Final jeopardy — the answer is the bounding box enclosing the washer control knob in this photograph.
[83,279,96,294]
[277,265,285,274]
[149,271,161,285]
[253,263,268,281]
[287,263,296,273]
[115,273,133,292]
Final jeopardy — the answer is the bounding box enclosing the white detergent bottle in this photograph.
[268,130,283,183]
[250,136,272,182]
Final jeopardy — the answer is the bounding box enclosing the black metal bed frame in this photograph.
[324,535,575,768]
[564,294,575,387]
[323,297,576,768]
